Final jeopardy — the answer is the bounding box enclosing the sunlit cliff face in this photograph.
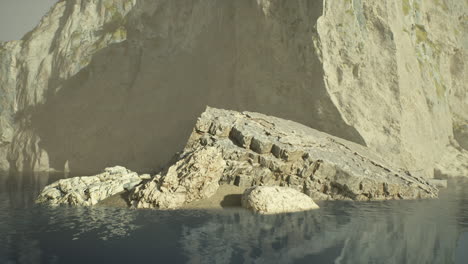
[0,0,466,177]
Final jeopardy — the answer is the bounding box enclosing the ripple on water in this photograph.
[1,172,468,263]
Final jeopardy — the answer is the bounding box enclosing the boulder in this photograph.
[241,186,319,214]
[36,166,144,206]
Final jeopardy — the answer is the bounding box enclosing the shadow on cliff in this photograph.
[26,0,365,175]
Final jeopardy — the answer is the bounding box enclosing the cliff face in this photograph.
[317,0,468,177]
[0,0,466,177]
[0,0,136,173]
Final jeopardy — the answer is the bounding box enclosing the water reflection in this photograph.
[180,181,468,263]
[0,171,53,208]
[0,172,467,263]
[180,198,463,264]
[455,232,468,263]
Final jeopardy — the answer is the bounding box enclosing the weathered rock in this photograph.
[0,0,466,179]
[36,108,439,208]
[130,147,226,209]
[316,0,468,178]
[241,186,319,214]
[177,107,439,201]
[36,166,143,206]
[434,140,468,178]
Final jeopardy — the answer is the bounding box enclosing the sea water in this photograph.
[0,172,467,264]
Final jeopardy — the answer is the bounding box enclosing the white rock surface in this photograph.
[241,186,319,214]
[316,0,468,178]
[36,166,143,206]
[130,147,226,209]
[0,0,466,178]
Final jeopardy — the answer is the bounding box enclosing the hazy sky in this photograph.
[0,0,58,42]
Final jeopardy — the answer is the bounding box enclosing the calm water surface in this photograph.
[0,172,467,264]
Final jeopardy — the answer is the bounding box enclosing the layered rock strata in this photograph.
[37,108,439,209]
[128,107,438,209]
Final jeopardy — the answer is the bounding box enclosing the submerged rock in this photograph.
[36,166,143,206]
[241,186,319,214]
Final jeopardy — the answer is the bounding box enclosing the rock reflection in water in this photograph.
[180,196,464,264]
[1,171,467,263]
[0,170,54,208]
[0,172,140,263]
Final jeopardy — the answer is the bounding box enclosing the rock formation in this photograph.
[131,107,437,208]
[0,0,466,178]
[36,166,144,206]
[131,147,226,209]
[37,108,439,208]
[241,186,320,214]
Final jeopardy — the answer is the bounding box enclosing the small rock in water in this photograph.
[241,186,319,214]
[36,166,142,206]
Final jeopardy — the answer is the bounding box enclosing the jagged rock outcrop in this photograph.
[174,107,438,201]
[0,0,466,177]
[241,186,319,214]
[36,166,144,206]
[130,147,226,209]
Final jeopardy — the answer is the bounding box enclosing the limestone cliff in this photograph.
[317,0,468,177]
[0,0,466,177]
